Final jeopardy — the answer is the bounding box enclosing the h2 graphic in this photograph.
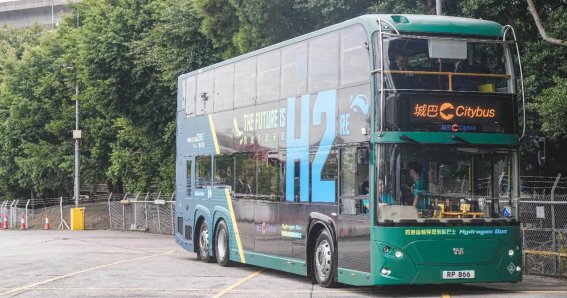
[286,89,336,202]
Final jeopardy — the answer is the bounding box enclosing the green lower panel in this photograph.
[243,251,307,276]
[370,225,522,285]
[337,268,374,286]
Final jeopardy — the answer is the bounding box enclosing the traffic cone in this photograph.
[2,216,7,229]
[20,215,26,230]
[44,214,50,230]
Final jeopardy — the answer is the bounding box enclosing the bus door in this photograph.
[337,145,371,273]
[178,155,194,244]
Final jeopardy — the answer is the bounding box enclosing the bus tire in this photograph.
[197,221,212,263]
[313,228,337,288]
[214,220,230,267]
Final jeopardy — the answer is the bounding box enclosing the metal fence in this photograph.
[520,174,567,278]
[1,192,175,235]
[108,192,175,234]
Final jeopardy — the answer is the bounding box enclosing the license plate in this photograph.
[442,270,475,279]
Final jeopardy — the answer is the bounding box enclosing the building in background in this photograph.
[0,0,73,28]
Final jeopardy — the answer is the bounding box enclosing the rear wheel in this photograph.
[313,229,338,288]
[214,220,230,267]
[197,221,212,263]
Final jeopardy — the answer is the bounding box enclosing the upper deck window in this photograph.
[184,76,196,116]
[341,25,370,87]
[215,64,234,111]
[281,41,307,98]
[257,51,279,103]
[308,32,339,92]
[235,58,257,107]
[196,70,214,115]
[379,36,513,93]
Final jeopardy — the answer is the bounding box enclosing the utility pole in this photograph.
[73,84,81,207]
[436,0,442,15]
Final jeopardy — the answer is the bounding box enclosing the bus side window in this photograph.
[234,153,256,198]
[186,159,192,197]
[341,25,370,87]
[195,155,212,189]
[308,32,339,93]
[340,147,357,197]
[213,155,233,189]
[256,151,280,201]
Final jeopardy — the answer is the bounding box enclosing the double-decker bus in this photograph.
[175,14,524,287]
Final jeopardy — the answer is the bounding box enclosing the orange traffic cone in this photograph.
[20,215,26,230]
[44,214,50,230]
[2,215,7,229]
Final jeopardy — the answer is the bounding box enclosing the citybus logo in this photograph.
[440,103,455,120]
[413,102,496,120]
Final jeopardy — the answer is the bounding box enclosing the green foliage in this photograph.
[1,0,567,198]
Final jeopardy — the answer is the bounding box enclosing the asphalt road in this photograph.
[0,230,565,297]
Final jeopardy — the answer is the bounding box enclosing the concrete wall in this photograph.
[0,0,73,28]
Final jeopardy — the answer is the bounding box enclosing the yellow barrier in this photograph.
[70,207,85,230]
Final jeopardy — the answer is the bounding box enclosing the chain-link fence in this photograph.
[1,191,175,235]
[108,192,175,234]
[520,174,567,278]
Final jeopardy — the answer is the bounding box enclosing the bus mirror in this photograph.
[357,148,369,165]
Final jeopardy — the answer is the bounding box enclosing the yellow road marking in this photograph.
[442,292,450,298]
[208,114,220,154]
[0,250,174,296]
[213,270,263,298]
[225,188,245,263]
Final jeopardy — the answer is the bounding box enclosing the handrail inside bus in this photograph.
[377,18,400,137]
[502,25,525,139]
[384,69,510,91]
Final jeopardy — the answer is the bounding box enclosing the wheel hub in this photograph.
[217,228,227,260]
[200,226,209,255]
[315,239,331,278]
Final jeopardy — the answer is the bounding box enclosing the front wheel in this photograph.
[313,229,338,288]
[214,220,230,267]
[197,221,212,263]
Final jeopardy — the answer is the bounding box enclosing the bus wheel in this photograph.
[313,229,337,287]
[198,221,212,263]
[214,220,230,267]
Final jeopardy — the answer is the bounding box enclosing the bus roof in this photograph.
[375,14,504,37]
[180,14,504,79]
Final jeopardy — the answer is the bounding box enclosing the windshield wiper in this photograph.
[450,135,471,144]
[399,134,420,144]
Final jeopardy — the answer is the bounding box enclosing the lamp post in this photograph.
[72,84,81,208]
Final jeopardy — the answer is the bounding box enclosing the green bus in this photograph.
[175,14,523,287]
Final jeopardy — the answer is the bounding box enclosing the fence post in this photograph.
[133,192,140,230]
[143,193,149,230]
[25,199,30,230]
[122,193,128,230]
[9,200,16,229]
[551,173,561,275]
[156,191,162,233]
[0,201,5,226]
[107,192,113,229]
[170,191,175,235]
[58,197,70,230]
[522,227,527,274]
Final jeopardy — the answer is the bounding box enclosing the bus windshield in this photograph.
[379,36,513,93]
[376,144,518,224]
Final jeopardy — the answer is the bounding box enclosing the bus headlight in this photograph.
[395,250,403,259]
[508,249,514,257]
[381,267,391,276]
